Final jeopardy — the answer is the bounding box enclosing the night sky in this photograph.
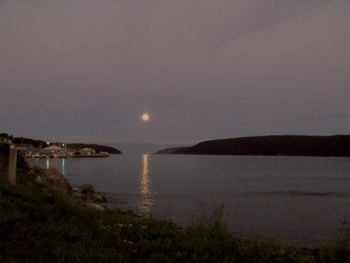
[1,0,350,144]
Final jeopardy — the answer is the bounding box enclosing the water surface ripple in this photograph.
[28,154,350,245]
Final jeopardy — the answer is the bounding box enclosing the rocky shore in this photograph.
[27,167,108,210]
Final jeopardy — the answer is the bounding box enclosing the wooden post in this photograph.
[8,144,17,185]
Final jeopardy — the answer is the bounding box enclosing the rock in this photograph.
[27,169,38,180]
[79,192,107,204]
[72,191,84,198]
[28,168,109,208]
[87,202,105,211]
[90,194,107,203]
[79,184,95,195]
[35,176,44,184]
[36,168,72,194]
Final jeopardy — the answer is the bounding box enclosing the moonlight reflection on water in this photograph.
[139,154,153,214]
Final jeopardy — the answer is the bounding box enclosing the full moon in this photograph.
[141,113,150,122]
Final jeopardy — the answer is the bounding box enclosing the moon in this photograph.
[141,112,150,122]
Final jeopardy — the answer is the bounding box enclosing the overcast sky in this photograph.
[1,0,350,144]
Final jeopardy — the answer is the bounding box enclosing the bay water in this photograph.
[28,144,350,245]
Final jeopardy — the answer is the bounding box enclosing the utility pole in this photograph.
[8,144,17,185]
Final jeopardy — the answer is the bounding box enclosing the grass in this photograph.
[0,170,350,262]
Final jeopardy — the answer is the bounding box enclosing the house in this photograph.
[42,145,65,157]
[73,148,109,157]
[43,145,63,153]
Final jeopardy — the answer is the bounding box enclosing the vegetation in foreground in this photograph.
[0,169,350,263]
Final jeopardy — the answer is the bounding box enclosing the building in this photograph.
[73,148,109,157]
[42,145,65,158]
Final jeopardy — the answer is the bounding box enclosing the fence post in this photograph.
[8,144,17,185]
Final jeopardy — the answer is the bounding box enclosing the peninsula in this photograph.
[0,133,122,158]
[156,135,350,157]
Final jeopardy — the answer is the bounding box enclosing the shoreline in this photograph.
[1,166,350,262]
[28,159,350,247]
[28,167,110,211]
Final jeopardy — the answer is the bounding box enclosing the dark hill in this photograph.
[67,143,121,154]
[155,147,188,154]
[165,135,350,157]
[12,137,47,148]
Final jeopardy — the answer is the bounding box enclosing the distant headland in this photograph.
[0,133,122,156]
[156,135,350,157]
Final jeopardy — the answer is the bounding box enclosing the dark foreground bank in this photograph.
[1,168,350,262]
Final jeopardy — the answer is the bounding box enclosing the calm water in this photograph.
[28,151,350,245]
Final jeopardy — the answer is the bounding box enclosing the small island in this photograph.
[156,135,350,157]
